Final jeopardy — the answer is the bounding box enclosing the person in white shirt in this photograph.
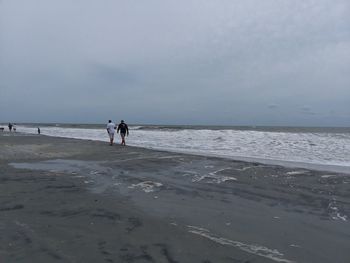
[106,120,116,146]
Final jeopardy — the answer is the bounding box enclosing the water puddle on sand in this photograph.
[9,159,165,196]
[9,159,98,174]
[9,159,118,195]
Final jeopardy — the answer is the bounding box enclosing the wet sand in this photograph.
[0,132,349,262]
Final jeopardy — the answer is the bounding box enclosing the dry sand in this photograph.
[0,132,349,262]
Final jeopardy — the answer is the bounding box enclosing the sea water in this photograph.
[14,124,350,173]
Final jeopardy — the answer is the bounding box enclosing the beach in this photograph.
[1,133,349,262]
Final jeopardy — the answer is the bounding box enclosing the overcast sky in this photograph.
[0,0,349,126]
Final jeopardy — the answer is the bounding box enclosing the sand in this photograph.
[0,132,349,262]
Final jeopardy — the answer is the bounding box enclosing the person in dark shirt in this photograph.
[117,120,129,146]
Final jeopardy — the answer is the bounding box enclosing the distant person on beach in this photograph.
[38,127,41,134]
[13,124,16,132]
[117,120,129,146]
[8,123,12,132]
[106,120,116,146]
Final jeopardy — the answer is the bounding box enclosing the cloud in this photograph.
[300,106,317,115]
[0,0,349,125]
[268,104,279,109]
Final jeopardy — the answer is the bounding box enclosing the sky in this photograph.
[0,0,349,126]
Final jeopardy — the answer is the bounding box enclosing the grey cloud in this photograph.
[300,106,318,116]
[0,0,349,125]
[84,63,138,91]
[268,104,279,109]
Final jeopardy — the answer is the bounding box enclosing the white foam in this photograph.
[190,168,237,184]
[17,125,350,174]
[216,176,237,183]
[191,173,237,184]
[208,168,232,176]
[84,180,93,184]
[187,226,294,263]
[334,213,348,221]
[289,244,301,248]
[128,181,163,193]
[321,175,337,178]
[235,166,254,171]
[157,155,182,159]
[328,199,348,221]
[286,171,308,175]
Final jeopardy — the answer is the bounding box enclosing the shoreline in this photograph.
[9,130,350,175]
[1,133,349,262]
[140,148,350,175]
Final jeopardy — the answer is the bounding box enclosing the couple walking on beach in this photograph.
[8,123,16,132]
[107,120,129,146]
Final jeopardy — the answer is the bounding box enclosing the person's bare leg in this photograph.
[109,134,114,146]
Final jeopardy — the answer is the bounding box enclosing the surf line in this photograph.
[187,226,294,263]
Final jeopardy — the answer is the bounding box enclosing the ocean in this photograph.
[11,124,350,174]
